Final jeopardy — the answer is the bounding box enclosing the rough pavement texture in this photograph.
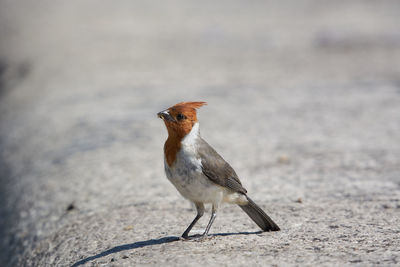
[1,0,400,266]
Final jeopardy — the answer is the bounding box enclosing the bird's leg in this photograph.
[201,204,217,238]
[181,203,204,239]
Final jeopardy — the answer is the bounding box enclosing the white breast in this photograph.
[164,123,224,204]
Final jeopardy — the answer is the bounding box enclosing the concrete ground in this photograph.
[0,0,400,266]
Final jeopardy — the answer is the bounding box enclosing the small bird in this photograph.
[157,101,280,240]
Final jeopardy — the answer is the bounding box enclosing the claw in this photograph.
[180,234,212,242]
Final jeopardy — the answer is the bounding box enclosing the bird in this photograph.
[157,101,280,240]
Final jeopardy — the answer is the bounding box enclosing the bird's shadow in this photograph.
[71,231,262,266]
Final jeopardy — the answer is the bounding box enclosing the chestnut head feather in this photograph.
[158,101,206,166]
[158,101,206,138]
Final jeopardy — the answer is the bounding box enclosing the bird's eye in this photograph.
[176,113,186,121]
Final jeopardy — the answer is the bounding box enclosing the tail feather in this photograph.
[239,196,280,231]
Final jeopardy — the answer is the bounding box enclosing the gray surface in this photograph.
[1,0,400,266]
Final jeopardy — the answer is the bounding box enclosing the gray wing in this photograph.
[197,138,247,194]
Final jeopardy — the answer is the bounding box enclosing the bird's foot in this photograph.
[180,234,211,242]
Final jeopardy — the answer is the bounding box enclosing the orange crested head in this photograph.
[168,101,206,121]
[158,101,206,166]
[157,101,206,137]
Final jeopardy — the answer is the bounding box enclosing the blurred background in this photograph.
[1,0,399,266]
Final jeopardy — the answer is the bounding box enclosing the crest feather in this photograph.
[173,101,207,109]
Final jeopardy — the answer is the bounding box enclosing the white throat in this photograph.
[181,122,200,147]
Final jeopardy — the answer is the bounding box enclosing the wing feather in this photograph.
[197,138,247,194]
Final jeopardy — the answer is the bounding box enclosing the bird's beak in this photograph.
[157,110,175,122]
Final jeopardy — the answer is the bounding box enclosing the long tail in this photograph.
[239,196,280,231]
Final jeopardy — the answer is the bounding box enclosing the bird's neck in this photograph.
[164,123,200,167]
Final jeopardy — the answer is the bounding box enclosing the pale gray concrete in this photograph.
[0,1,400,266]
